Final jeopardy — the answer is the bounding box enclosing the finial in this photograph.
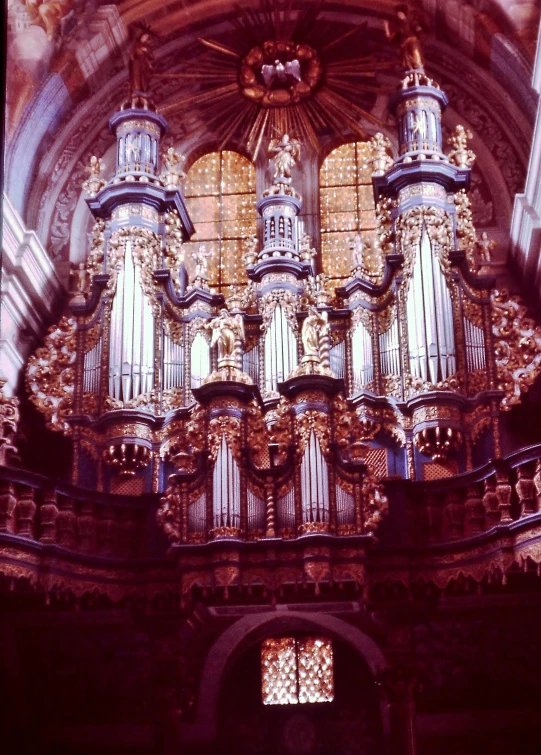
[82,156,107,196]
[447,125,476,169]
[160,147,186,188]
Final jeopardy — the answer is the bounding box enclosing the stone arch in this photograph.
[189,611,388,740]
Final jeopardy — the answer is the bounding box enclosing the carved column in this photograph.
[495,464,513,524]
[39,489,59,543]
[16,486,36,538]
[97,504,117,555]
[444,490,464,540]
[482,476,500,528]
[77,501,97,552]
[516,463,536,517]
[532,459,541,513]
[0,481,17,533]
[264,476,276,538]
[56,495,77,549]
[464,484,485,535]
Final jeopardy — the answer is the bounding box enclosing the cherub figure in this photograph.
[475,232,496,264]
[268,133,302,182]
[384,5,425,72]
[349,233,365,269]
[193,244,212,282]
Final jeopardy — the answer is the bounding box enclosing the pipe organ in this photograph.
[26,57,541,546]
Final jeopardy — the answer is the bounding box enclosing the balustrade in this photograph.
[2,445,541,554]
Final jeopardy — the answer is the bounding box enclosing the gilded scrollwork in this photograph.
[26,316,77,433]
[260,289,298,332]
[362,472,389,534]
[491,289,541,409]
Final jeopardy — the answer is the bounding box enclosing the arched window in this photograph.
[319,142,378,289]
[184,151,257,299]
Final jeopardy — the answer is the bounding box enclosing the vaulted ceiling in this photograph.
[5,0,540,284]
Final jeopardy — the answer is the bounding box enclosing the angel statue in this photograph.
[301,307,329,363]
[192,244,212,285]
[268,133,302,182]
[384,5,425,72]
[202,309,245,370]
[349,233,365,270]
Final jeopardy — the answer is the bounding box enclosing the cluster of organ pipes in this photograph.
[28,47,529,543]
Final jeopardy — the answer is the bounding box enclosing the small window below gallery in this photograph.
[261,636,334,705]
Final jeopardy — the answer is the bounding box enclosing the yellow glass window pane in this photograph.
[218,238,246,287]
[221,150,256,193]
[185,152,220,197]
[320,186,357,214]
[222,218,257,240]
[357,184,376,211]
[261,638,298,706]
[298,638,334,704]
[321,232,353,283]
[188,222,221,242]
[320,143,356,187]
[320,211,358,233]
[186,196,221,224]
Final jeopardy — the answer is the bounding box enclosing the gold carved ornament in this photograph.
[295,409,331,460]
[26,316,77,434]
[156,482,182,543]
[491,289,541,409]
[260,289,298,333]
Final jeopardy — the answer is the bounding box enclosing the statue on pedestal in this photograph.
[192,244,212,288]
[384,5,425,72]
[268,133,301,182]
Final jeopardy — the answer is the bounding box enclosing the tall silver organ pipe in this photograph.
[379,316,400,376]
[162,336,184,391]
[212,435,241,529]
[300,430,330,524]
[463,316,486,372]
[264,304,297,394]
[406,229,456,384]
[108,240,154,403]
[190,331,211,389]
[83,337,102,395]
[352,319,374,390]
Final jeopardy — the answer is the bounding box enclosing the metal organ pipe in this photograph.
[190,331,211,389]
[212,435,241,529]
[300,430,330,524]
[264,304,297,393]
[406,229,455,384]
[352,319,374,390]
[108,240,155,403]
[379,316,400,377]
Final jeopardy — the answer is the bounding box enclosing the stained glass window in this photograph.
[261,636,334,705]
[184,151,257,300]
[319,142,378,288]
